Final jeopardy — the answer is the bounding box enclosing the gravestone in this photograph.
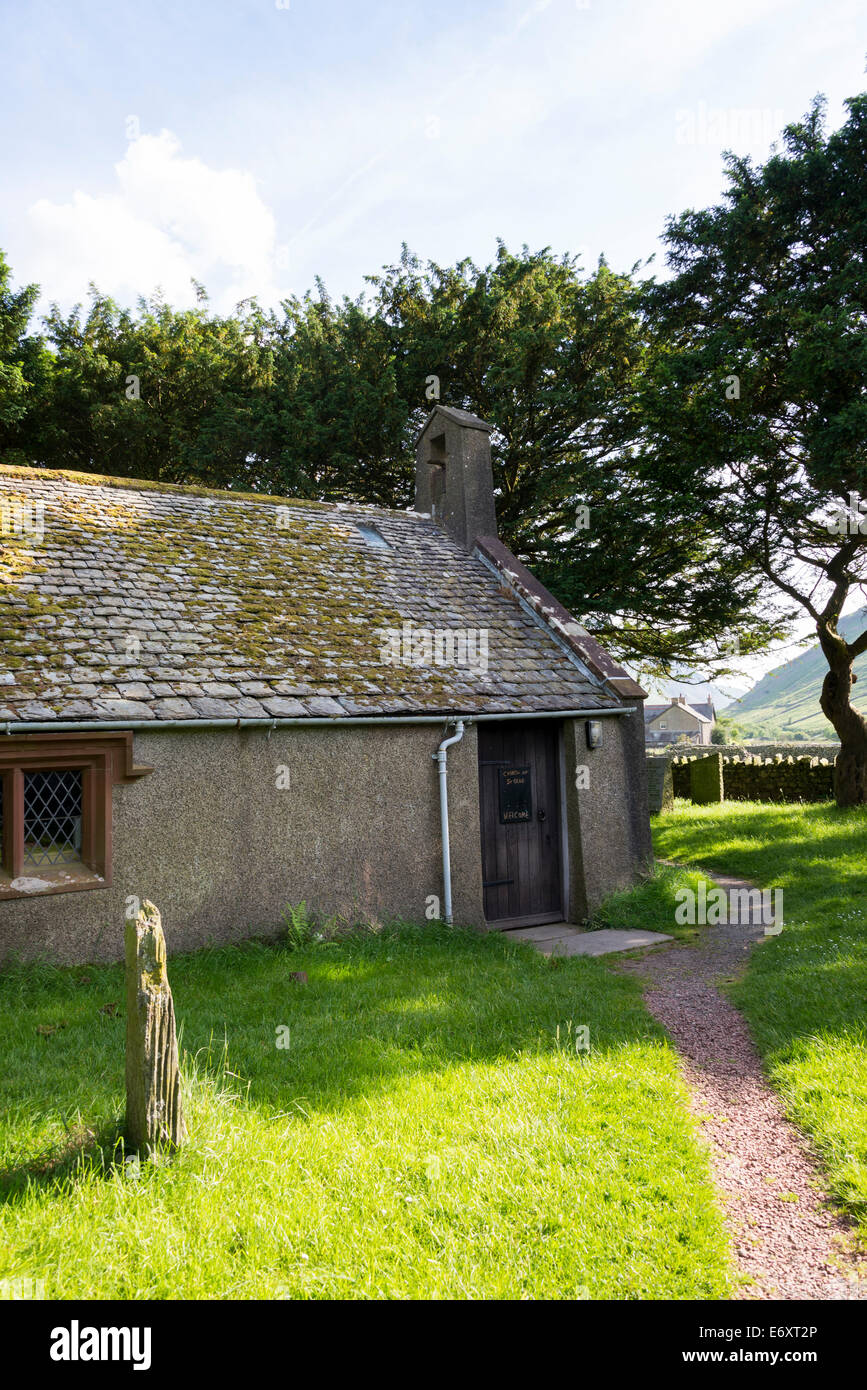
[125,901,186,1153]
[690,752,724,805]
[647,758,674,815]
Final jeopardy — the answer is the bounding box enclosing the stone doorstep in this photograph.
[506,924,673,957]
[505,923,576,943]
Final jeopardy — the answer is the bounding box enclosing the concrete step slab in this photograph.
[505,923,575,943]
[546,928,672,958]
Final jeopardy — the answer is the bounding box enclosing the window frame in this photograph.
[0,732,152,900]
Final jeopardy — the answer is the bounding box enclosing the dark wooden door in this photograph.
[478,721,563,925]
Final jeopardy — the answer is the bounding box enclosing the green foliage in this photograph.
[5,83,867,696]
[0,243,768,676]
[711,716,743,744]
[640,94,867,743]
[0,250,49,450]
[254,281,413,507]
[14,289,276,488]
[589,861,713,941]
[280,901,332,950]
[728,612,865,740]
[369,243,770,675]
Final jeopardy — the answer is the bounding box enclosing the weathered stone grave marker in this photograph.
[125,901,186,1154]
[689,752,724,805]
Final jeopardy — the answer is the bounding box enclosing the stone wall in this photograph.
[669,752,835,804]
[650,741,839,761]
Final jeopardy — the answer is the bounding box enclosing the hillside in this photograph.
[727,610,867,740]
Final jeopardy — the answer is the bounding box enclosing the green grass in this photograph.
[589,862,717,942]
[653,799,867,1244]
[0,921,731,1300]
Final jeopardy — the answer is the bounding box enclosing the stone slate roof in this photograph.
[0,466,624,723]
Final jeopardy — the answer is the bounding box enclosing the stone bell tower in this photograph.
[415,405,498,550]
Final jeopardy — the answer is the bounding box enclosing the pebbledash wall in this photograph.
[1,712,649,966]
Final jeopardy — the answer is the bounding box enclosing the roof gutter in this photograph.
[2,708,634,735]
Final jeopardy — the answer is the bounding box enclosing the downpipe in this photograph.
[432,720,465,925]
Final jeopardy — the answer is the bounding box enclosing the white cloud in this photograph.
[26,131,279,313]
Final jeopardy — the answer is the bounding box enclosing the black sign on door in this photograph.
[479,721,563,926]
[498,766,532,823]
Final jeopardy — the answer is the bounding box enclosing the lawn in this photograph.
[0,920,731,1300]
[653,800,867,1244]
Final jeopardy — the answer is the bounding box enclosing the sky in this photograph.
[2,0,863,317]
[1,0,865,692]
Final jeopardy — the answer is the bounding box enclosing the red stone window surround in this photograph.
[0,732,152,900]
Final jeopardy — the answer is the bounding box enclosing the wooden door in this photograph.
[478,720,564,926]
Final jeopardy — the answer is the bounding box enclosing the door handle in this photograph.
[537,808,546,822]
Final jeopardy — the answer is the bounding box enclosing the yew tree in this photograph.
[642,93,867,805]
[370,243,780,677]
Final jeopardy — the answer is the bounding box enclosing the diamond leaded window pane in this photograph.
[23,770,83,868]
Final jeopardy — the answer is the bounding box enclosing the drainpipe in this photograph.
[432,720,465,925]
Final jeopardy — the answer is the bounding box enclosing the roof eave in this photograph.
[473,536,648,705]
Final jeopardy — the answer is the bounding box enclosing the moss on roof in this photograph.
[0,467,618,722]
[0,462,417,516]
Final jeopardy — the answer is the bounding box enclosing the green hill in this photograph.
[727,610,867,740]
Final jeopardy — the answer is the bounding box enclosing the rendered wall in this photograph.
[563,709,651,920]
[0,723,486,965]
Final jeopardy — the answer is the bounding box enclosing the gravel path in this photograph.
[618,868,867,1301]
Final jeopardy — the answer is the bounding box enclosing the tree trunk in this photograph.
[818,626,867,807]
[125,901,186,1154]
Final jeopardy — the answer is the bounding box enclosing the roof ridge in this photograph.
[0,463,424,520]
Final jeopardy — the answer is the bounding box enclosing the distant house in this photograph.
[0,405,651,965]
[644,694,716,746]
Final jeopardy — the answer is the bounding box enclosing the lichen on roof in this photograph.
[0,464,620,722]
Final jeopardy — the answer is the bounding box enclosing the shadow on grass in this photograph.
[0,922,666,1204]
[0,1119,127,1200]
[654,805,867,902]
